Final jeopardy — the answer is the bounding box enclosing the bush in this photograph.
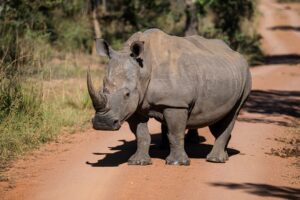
[0,68,44,166]
[197,0,264,64]
[99,0,187,49]
[0,0,94,169]
[98,0,263,64]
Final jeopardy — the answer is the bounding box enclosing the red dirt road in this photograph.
[1,0,299,199]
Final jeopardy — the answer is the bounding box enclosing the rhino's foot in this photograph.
[128,153,152,166]
[166,152,190,166]
[206,150,229,163]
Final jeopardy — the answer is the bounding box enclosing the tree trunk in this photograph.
[184,0,198,36]
[102,0,106,14]
[90,0,102,55]
[92,9,101,38]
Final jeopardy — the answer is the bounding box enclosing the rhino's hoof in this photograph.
[128,159,152,165]
[128,154,152,166]
[166,151,190,166]
[165,156,190,166]
[206,151,228,163]
[166,159,190,166]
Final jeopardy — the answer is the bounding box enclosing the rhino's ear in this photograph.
[130,41,144,58]
[96,39,112,58]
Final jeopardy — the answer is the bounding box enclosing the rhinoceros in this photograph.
[87,28,251,165]
[160,125,204,149]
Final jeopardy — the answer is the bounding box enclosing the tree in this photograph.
[184,0,198,36]
[89,0,102,55]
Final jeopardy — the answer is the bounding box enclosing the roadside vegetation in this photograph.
[0,0,263,170]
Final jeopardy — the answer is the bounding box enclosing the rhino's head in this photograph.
[87,39,149,131]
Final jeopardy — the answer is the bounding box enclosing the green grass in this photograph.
[0,57,101,171]
[0,2,96,169]
[0,12,101,170]
[0,81,95,170]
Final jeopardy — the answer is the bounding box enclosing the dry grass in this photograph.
[0,52,105,171]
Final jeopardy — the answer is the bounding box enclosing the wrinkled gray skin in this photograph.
[87,29,251,165]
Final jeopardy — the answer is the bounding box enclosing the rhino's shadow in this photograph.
[86,133,239,167]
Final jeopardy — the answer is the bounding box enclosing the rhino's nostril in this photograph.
[113,119,120,126]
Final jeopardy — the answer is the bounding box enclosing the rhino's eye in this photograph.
[124,91,130,98]
[124,90,130,99]
[123,87,131,99]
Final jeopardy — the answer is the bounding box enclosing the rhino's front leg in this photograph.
[127,116,152,165]
[164,108,190,165]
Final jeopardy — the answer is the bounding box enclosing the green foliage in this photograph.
[197,0,214,14]
[0,69,93,168]
[0,0,94,169]
[53,16,93,52]
[99,0,263,63]
[99,0,186,48]
[0,76,43,165]
[210,0,254,38]
[0,0,93,64]
[196,0,263,64]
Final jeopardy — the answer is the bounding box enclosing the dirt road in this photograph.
[1,0,299,199]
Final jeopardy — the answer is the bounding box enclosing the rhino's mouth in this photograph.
[92,116,121,131]
[121,113,133,124]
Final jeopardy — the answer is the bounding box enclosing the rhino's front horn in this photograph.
[87,67,107,111]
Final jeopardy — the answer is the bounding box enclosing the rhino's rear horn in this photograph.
[87,67,107,111]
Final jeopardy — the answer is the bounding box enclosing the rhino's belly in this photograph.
[185,64,245,128]
[186,90,241,128]
[186,105,233,128]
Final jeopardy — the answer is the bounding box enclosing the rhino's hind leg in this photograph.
[127,116,152,165]
[207,87,250,163]
[164,109,190,166]
[207,113,236,163]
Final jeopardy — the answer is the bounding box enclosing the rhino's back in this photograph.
[137,29,250,126]
[181,34,250,125]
